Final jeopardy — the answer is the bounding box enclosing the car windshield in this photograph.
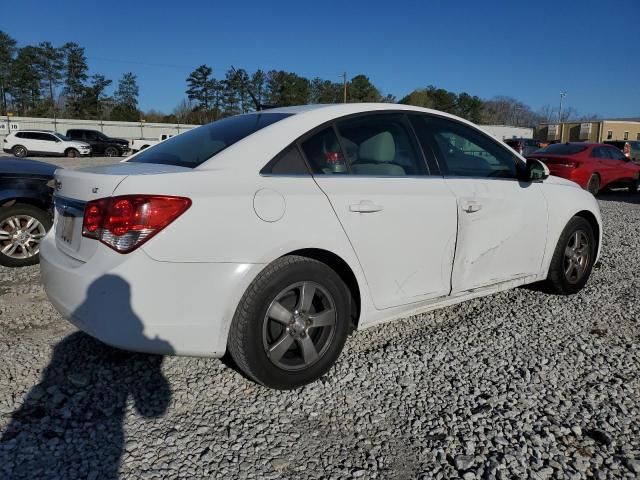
[128,113,293,168]
[536,143,588,155]
[55,133,71,141]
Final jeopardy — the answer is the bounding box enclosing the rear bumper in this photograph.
[39,231,264,357]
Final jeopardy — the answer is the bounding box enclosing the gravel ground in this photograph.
[0,191,639,479]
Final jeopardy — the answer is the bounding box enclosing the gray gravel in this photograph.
[0,192,639,479]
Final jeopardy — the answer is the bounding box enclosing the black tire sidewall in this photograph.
[105,147,118,157]
[66,149,79,158]
[0,204,52,267]
[548,216,596,294]
[12,145,27,157]
[587,174,599,195]
[231,258,351,389]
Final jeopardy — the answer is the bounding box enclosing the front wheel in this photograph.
[104,146,119,157]
[544,216,596,295]
[12,145,28,158]
[66,148,79,158]
[0,204,52,267]
[228,256,351,389]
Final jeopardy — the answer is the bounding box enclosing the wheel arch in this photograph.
[574,209,601,257]
[281,248,362,329]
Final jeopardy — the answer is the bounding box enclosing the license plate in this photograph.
[58,213,76,245]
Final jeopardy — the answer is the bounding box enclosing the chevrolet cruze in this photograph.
[40,104,602,389]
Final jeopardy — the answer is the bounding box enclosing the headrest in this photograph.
[358,132,395,163]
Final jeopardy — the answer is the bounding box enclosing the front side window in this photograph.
[129,113,292,168]
[422,116,519,178]
[85,131,98,141]
[606,147,627,161]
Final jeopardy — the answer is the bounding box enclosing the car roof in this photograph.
[197,103,511,172]
[14,129,56,133]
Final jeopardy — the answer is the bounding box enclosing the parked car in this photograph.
[130,133,174,153]
[66,129,129,157]
[528,142,640,195]
[603,140,640,162]
[3,130,91,158]
[504,138,542,156]
[0,158,55,267]
[40,104,602,389]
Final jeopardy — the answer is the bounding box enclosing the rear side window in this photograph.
[537,144,588,155]
[301,127,348,174]
[335,114,427,176]
[67,130,82,139]
[261,145,309,175]
[129,113,292,168]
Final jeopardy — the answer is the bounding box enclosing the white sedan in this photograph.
[40,104,602,389]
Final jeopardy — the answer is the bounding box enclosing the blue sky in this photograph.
[6,0,639,118]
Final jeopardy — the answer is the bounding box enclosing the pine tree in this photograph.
[35,41,64,117]
[111,72,139,121]
[0,31,17,115]
[62,42,89,117]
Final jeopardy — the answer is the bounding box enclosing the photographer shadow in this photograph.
[0,275,173,480]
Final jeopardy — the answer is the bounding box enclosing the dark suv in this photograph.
[603,140,640,162]
[504,138,543,156]
[66,129,129,157]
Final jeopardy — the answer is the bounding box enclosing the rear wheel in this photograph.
[544,216,596,295]
[12,145,27,158]
[628,177,639,193]
[66,148,79,158]
[586,174,600,195]
[104,146,119,157]
[228,256,351,389]
[0,204,51,267]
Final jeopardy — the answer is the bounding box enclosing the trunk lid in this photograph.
[53,162,191,262]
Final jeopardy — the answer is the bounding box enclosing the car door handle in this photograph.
[349,201,384,213]
[462,202,482,213]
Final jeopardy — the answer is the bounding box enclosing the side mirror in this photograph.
[525,158,549,181]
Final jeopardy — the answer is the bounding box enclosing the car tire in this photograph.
[544,216,596,295]
[586,174,600,195]
[0,204,52,268]
[228,255,351,389]
[65,148,80,158]
[628,178,639,193]
[104,146,119,157]
[12,145,28,158]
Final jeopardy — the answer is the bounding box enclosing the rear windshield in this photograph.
[536,143,588,155]
[128,113,292,168]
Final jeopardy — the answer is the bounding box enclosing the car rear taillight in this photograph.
[82,195,191,253]
[560,161,580,168]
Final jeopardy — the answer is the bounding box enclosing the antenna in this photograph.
[230,65,274,111]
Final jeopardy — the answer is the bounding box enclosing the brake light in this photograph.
[560,161,580,168]
[82,195,191,253]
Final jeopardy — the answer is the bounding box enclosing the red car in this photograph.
[528,142,640,195]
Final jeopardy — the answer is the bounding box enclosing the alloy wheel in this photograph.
[262,281,337,371]
[0,215,47,259]
[563,230,590,284]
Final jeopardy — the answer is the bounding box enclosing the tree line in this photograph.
[0,31,139,121]
[0,30,595,126]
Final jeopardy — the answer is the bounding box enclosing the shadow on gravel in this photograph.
[0,276,172,480]
[596,190,640,205]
